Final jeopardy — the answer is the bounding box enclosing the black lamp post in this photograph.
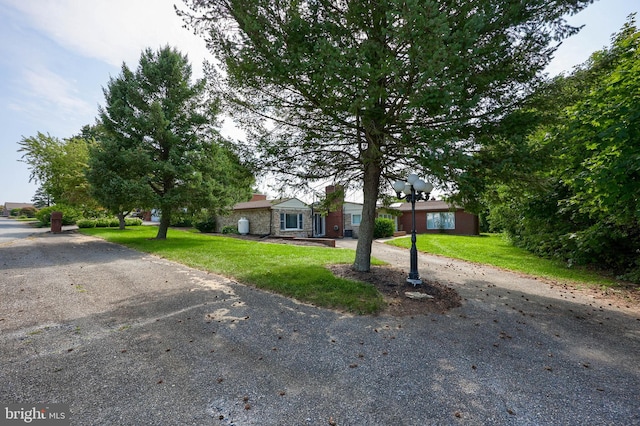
[393,174,433,286]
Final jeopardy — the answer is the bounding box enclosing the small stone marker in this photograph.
[51,211,63,233]
[405,291,434,300]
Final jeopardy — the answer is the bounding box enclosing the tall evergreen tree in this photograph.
[31,186,51,209]
[97,46,253,239]
[180,0,594,271]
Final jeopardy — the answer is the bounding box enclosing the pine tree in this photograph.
[180,0,593,270]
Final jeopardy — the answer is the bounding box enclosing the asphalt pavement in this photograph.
[1,217,639,425]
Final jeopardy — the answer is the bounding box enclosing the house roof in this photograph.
[343,201,362,208]
[233,199,277,210]
[388,200,461,212]
[4,202,34,211]
[232,197,309,210]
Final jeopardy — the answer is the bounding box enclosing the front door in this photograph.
[313,213,325,237]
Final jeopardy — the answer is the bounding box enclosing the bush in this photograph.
[195,217,216,233]
[374,218,395,238]
[20,206,37,218]
[10,208,21,217]
[170,210,194,227]
[79,217,142,228]
[124,218,143,226]
[36,205,81,226]
[618,261,640,283]
[171,218,193,227]
[95,218,120,227]
[222,225,239,234]
[77,219,97,228]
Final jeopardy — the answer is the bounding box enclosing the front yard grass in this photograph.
[80,226,385,314]
[386,233,620,287]
[12,217,38,222]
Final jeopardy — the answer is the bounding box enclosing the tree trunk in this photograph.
[155,212,170,239]
[155,176,173,240]
[353,150,382,272]
[117,212,126,230]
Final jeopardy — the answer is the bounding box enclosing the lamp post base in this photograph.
[406,277,422,287]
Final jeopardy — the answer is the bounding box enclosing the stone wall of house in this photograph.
[216,209,272,235]
[271,209,313,238]
[343,214,361,238]
[216,207,314,237]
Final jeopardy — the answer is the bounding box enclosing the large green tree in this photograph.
[180,0,593,271]
[97,46,254,239]
[18,132,95,209]
[83,122,155,230]
[466,16,640,281]
[86,134,155,230]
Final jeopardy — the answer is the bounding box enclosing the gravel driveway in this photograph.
[1,219,639,425]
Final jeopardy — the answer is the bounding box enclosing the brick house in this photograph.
[317,185,365,238]
[381,200,479,235]
[216,194,312,237]
[315,185,479,238]
[216,188,478,238]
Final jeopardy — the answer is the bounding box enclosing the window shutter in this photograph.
[280,213,284,230]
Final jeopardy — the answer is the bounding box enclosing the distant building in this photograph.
[2,202,35,217]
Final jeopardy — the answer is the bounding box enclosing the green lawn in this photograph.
[80,226,385,314]
[10,217,38,222]
[80,227,622,313]
[386,233,620,287]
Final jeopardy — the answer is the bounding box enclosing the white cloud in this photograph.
[22,67,92,114]
[5,65,97,138]
[6,0,211,77]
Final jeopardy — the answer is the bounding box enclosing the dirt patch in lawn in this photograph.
[328,264,462,316]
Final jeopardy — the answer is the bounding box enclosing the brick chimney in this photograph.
[324,185,344,238]
[250,193,267,202]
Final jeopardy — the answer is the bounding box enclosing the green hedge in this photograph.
[20,207,37,218]
[77,217,143,228]
[195,217,216,233]
[222,225,239,234]
[374,218,395,238]
[77,219,97,228]
[36,205,82,226]
[95,218,118,227]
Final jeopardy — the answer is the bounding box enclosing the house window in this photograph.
[378,214,393,220]
[280,213,303,230]
[427,212,455,230]
[351,214,362,226]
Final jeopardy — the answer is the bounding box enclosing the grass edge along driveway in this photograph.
[80,226,385,314]
[386,233,621,288]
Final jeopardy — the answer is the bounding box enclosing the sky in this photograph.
[0,0,638,205]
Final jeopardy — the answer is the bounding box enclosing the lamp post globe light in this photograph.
[393,174,433,287]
